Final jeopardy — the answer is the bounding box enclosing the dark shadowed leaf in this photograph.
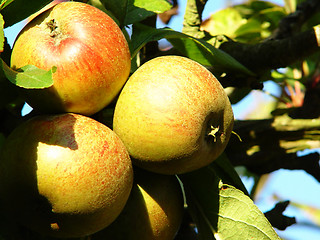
[210,153,249,195]
[98,0,127,26]
[179,167,281,240]
[179,168,220,240]
[1,0,52,27]
[0,58,19,107]
[0,132,5,149]
[0,0,14,11]
[1,60,55,89]
[0,74,19,108]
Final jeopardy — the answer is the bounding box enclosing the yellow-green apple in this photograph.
[0,113,133,238]
[113,56,234,174]
[10,2,131,116]
[92,168,184,240]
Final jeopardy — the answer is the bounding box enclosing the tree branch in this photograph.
[264,201,296,230]
[213,0,320,88]
[220,25,320,75]
[226,115,320,182]
[272,0,320,39]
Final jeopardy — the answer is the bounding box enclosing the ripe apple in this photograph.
[113,56,234,174]
[0,113,133,238]
[92,168,184,240]
[10,2,131,116]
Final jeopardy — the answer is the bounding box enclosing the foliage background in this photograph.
[2,0,320,239]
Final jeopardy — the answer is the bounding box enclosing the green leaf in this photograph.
[216,183,281,239]
[0,0,14,11]
[1,60,55,89]
[181,173,219,240]
[283,0,297,13]
[235,1,283,18]
[0,14,4,53]
[203,3,285,44]
[131,24,254,76]
[125,0,171,25]
[201,8,246,40]
[0,132,5,151]
[101,0,172,27]
[209,153,249,196]
[99,0,128,27]
[234,18,263,41]
[0,72,19,108]
[179,168,281,240]
[1,0,52,27]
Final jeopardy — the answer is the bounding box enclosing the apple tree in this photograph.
[1,0,320,239]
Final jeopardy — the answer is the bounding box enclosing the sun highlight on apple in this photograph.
[113,55,234,174]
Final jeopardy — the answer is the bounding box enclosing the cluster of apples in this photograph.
[0,1,234,239]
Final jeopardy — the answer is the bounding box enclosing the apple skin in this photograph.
[0,113,133,238]
[113,56,234,174]
[92,168,184,240]
[10,2,131,116]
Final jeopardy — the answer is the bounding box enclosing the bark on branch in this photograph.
[209,0,320,87]
[272,0,320,39]
[220,25,320,75]
[226,115,320,182]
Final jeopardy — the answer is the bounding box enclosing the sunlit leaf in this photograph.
[235,0,283,17]
[1,60,55,89]
[234,18,264,42]
[101,0,172,27]
[201,8,246,39]
[216,183,281,239]
[202,2,286,44]
[126,0,171,25]
[180,168,281,240]
[283,0,297,13]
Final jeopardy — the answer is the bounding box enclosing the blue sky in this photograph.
[4,1,320,239]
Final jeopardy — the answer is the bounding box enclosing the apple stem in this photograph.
[232,130,242,142]
[208,126,220,142]
[46,19,58,37]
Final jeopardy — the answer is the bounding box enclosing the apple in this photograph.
[10,2,131,116]
[92,168,184,240]
[113,56,234,174]
[0,113,133,238]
